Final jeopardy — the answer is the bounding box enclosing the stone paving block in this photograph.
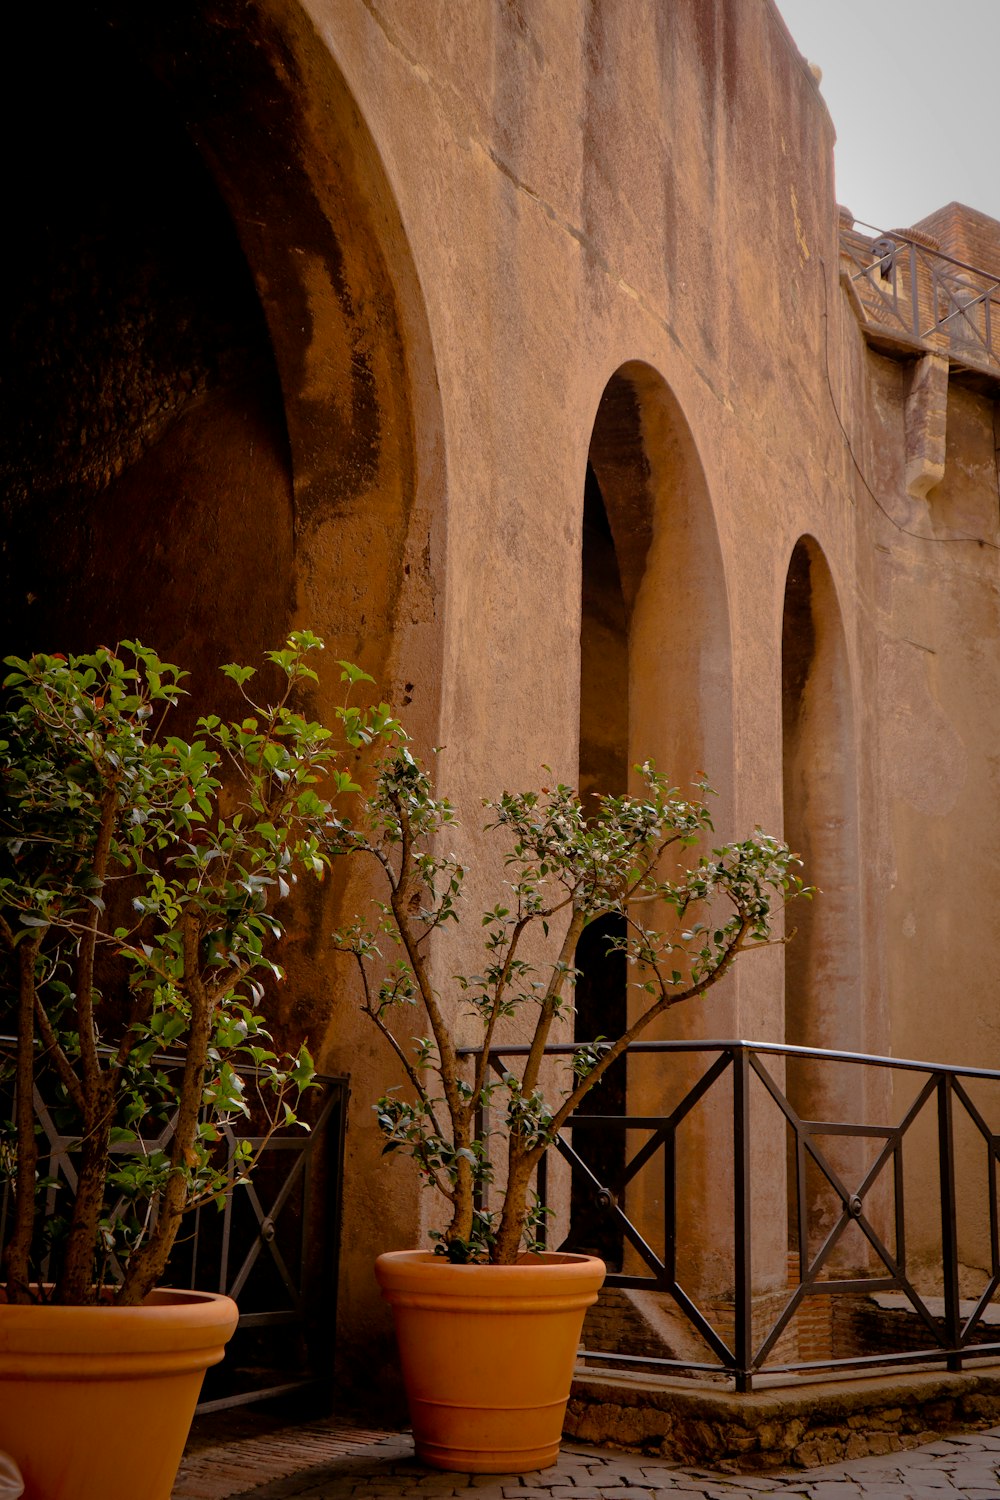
[702,1486,762,1495]
[703,1486,771,1497]
[645,1476,693,1488]
[497,1492,552,1500]
[801,1485,863,1498]
[645,1490,714,1499]
[688,1477,761,1490]
[868,1491,958,1500]
[545,1490,615,1499]
[615,1490,669,1499]
[840,1486,909,1497]
[835,1456,905,1474]
[564,1489,655,1499]
[787,1472,850,1485]
[889,1469,955,1487]
[500,1490,564,1498]
[720,1480,790,1492]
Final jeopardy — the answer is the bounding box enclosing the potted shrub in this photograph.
[330,737,807,1472]
[0,634,388,1500]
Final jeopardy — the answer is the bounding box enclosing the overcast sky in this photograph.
[775,0,1000,232]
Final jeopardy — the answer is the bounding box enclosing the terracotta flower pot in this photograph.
[375,1249,605,1473]
[0,1287,238,1500]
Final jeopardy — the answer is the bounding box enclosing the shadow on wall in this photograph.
[0,5,294,675]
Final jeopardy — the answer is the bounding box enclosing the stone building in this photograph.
[2,0,999,1398]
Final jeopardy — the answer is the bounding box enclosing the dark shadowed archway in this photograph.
[782,536,865,1268]
[1,2,442,701]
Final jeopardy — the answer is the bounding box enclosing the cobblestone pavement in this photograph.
[174,1421,1000,1500]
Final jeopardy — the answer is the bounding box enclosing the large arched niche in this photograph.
[781,536,868,1267]
[575,362,737,1295]
[0,0,444,1365]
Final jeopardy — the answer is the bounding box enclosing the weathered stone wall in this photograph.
[566,1367,1000,1469]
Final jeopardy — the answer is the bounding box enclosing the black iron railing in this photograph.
[0,1044,348,1410]
[840,222,1000,379]
[466,1040,1000,1392]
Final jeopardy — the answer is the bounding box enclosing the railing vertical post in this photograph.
[909,241,920,338]
[664,1126,676,1285]
[473,1094,489,1217]
[733,1045,753,1392]
[937,1073,962,1370]
[219,1133,234,1295]
[536,1149,548,1249]
[985,291,994,363]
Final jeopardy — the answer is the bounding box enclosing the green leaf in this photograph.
[338,661,376,686]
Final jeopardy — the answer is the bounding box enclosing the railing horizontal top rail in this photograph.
[851,219,1000,283]
[458,1036,1000,1083]
[463,1034,1000,1390]
[848,218,1000,285]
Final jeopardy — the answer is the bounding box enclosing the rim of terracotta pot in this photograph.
[0,1287,239,1362]
[375,1249,606,1300]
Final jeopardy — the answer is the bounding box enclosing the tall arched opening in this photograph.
[571,362,738,1299]
[782,537,865,1268]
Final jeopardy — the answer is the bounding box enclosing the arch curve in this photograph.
[586,359,734,834]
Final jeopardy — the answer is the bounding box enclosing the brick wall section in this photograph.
[582,1265,996,1375]
[835,1298,1000,1356]
[915,202,1000,280]
[580,1283,800,1375]
[787,1252,833,1363]
[582,1289,681,1365]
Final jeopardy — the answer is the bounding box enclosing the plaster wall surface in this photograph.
[283,0,1000,1349]
[311,0,864,1304]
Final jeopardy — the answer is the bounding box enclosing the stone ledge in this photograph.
[565,1362,1000,1472]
